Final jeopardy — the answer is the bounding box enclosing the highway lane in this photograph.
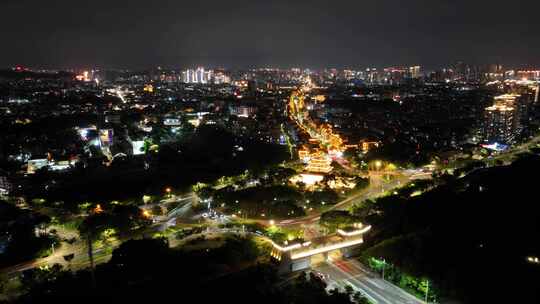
[145,193,198,230]
[314,259,425,304]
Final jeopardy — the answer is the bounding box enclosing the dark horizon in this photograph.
[3,60,539,73]
[1,0,540,70]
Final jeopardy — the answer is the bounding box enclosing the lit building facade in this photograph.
[182,67,213,84]
[0,172,12,195]
[482,94,522,144]
[409,66,421,78]
[305,151,333,174]
[229,104,257,118]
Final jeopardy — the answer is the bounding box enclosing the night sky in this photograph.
[1,0,539,69]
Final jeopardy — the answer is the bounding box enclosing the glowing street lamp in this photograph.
[527,256,539,264]
[93,204,103,214]
[375,161,382,171]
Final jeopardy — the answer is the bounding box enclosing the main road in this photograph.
[1,194,197,277]
[277,171,414,227]
[314,259,425,304]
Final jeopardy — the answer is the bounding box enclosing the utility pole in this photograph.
[425,280,429,303]
[381,258,386,281]
[87,233,96,288]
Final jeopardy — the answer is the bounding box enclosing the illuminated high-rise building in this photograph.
[517,70,540,81]
[182,69,195,83]
[229,104,257,118]
[409,66,421,78]
[182,67,213,84]
[0,170,12,195]
[213,72,231,84]
[482,94,521,144]
[196,67,206,83]
[366,68,379,83]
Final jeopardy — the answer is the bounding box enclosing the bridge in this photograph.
[270,224,371,273]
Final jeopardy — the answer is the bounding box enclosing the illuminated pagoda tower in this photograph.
[305,151,333,174]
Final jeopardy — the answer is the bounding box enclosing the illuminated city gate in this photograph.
[270,225,371,273]
[310,249,343,266]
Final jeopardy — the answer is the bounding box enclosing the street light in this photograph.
[380,257,386,280]
[375,161,382,171]
[93,204,103,214]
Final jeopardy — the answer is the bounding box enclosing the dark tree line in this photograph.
[354,153,540,303]
[13,237,361,304]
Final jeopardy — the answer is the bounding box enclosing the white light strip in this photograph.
[270,240,302,252]
[337,225,372,237]
[291,238,364,260]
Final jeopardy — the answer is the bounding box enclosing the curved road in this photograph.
[277,172,410,227]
